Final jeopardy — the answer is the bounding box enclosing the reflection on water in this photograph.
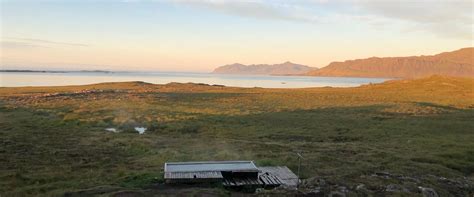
[134,127,146,134]
[0,72,389,88]
[104,127,146,134]
[105,128,118,133]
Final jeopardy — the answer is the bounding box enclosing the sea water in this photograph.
[0,71,388,88]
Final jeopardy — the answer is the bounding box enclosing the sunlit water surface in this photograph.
[0,72,389,88]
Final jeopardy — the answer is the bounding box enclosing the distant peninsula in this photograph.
[212,61,316,75]
[0,69,112,73]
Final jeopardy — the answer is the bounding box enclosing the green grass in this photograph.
[0,76,473,195]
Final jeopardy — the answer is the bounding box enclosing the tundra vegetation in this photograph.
[0,76,473,196]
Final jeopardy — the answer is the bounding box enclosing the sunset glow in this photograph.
[1,0,472,72]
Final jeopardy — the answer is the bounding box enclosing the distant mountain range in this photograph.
[306,48,473,78]
[211,61,316,75]
[213,48,473,78]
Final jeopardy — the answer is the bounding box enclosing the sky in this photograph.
[0,0,473,72]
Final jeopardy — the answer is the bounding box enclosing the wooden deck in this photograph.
[222,171,283,187]
[258,166,298,187]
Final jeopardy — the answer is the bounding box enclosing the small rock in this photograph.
[373,172,392,179]
[313,178,326,186]
[337,186,348,193]
[307,187,323,196]
[419,187,438,197]
[385,184,409,193]
[356,184,365,191]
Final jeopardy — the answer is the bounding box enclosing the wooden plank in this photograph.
[165,171,223,181]
[259,166,297,187]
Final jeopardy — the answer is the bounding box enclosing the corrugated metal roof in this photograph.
[165,161,259,173]
[164,171,223,179]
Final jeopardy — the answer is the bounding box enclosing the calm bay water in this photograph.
[0,72,389,88]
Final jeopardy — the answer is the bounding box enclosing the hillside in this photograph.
[212,61,316,75]
[306,48,474,78]
[1,76,473,196]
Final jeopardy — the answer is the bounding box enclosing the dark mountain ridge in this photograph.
[306,48,473,78]
[212,61,317,75]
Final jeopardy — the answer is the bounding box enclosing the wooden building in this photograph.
[164,160,297,189]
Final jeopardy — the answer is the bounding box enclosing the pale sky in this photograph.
[0,0,473,72]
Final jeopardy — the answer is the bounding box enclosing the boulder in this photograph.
[418,187,438,197]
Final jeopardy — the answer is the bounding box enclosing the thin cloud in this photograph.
[352,0,473,40]
[171,0,324,23]
[5,37,89,47]
[0,41,44,49]
[170,0,473,40]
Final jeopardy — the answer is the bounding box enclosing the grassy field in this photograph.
[0,75,473,196]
